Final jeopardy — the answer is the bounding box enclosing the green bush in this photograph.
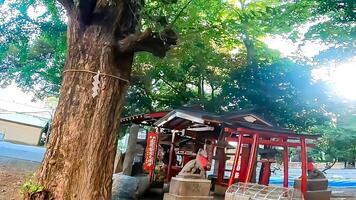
[20,179,44,195]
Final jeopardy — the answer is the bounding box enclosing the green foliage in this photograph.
[0,0,66,98]
[303,0,356,64]
[312,125,356,162]
[311,108,356,163]
[1,0,355,160]
[20,175,45,195]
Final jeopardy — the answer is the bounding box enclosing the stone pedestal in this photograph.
[294,178,331,200]
[294,178,328,190]
[163,176,213,200]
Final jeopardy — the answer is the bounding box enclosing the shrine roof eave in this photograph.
[223,122,320,140]
[120,111,168,125]
[154,109,222,128]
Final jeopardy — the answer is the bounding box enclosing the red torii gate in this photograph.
[220,127,319,197]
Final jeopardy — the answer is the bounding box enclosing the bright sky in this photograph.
[311,60,356,100]
[264,36,328,58]
[264,34,356,101]
[0,84,53,119]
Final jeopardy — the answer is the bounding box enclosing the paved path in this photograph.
[0,141,45,162]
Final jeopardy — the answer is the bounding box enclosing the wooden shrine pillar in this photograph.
[215,127,226,185]
[283,138,289,188]
[166,131,176,182]
[238,146,250,182]
[216,146,226,184]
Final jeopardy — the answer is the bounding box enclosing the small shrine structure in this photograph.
[121,108,320,198]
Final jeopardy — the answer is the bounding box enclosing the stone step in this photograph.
[163,193,213,200]
[306,190,331,200]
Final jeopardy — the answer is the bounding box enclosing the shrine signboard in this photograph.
[143,131,158,172]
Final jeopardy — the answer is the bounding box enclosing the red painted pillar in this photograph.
[283,139,289,188]
[259,161,271,185]
[166,131,176,182]
[300,137,308,197]
[228,134,243,186]
[217,148,226,185]
[245,134,259,183]
[238,146,250,182]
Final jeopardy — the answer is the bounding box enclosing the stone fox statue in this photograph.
[307,157,326,179]
[179,149,209,178]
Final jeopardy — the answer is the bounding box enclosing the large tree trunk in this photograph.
[34,1,176,199]
[37,19,132,200]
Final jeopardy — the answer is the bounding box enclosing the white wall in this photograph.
[0,119,41,146]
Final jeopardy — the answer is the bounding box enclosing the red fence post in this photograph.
[283,138,289,188]
[228,134,243,187]
[245,134,259,183]
[300,137,308,197]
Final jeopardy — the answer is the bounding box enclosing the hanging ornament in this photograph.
[92,70,100,98]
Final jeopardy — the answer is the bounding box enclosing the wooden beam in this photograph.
[236,127,320,140]
[227,137,315,148]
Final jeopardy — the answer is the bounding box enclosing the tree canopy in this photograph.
[1,0,355,161]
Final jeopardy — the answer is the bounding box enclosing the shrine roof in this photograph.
[122,109,320,140]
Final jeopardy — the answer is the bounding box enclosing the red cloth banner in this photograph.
[143,131,158,172]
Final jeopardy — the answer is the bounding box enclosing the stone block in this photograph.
[225,193,251,200]
[163,193,213,200]
[112,174,138,200]
[169,177,211,196]
[294,178,328,191]
[306,190,331,200]
[176,174,203,179]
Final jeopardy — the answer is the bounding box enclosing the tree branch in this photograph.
[77,0,97,25]
[322,156,337,173]
[118,28,177,58]
[160,77,181,94]
[171,0,193,26]
[57,0,74,12]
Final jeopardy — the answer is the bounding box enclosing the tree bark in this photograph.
[122,124,139,175]
[37,20,132,200]
[34,1,176,199]
[242,32,256,67]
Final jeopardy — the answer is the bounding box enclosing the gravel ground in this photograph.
[0,157,40,200]
[1,156,355,200]
[332,189,356,200]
